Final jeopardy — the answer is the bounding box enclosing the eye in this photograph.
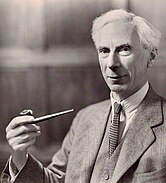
[98,47,110,58]
[118,45,131,56]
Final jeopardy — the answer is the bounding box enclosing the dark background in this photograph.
[0,0,166,172]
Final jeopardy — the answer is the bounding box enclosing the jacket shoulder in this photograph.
[79,99,110,117]
[162,96,166,115]
[72,99,110,129]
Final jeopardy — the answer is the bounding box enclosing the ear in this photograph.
[147,49,158,67]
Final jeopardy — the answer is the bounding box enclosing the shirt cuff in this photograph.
[9,154,28,182]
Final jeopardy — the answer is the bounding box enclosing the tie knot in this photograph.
[114,102,122,114]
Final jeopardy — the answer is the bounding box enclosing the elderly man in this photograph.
[1,9,166,183]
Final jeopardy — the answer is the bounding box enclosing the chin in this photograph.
[108,84,129,93]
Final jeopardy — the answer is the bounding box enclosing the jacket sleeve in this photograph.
[1,111,82,183]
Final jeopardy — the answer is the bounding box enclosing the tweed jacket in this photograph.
[2,87,166,183]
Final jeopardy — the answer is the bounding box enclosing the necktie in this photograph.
[109,102,122,158]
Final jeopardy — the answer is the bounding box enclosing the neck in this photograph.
[112,82,148,102]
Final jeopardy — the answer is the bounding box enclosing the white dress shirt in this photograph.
[111,82,149,141]
[9,153,29,182]
[9,156,18,182]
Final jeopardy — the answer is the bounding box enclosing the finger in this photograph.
[8,131,41,148]
[10,138,36,152]
[6,126,41,141]
[6,116,35,132]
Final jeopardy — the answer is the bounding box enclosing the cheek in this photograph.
[127,57,147,82]
[99,58,106,73]
[135,54,148,73]
[120,57,138,81]
[120,56,134,73]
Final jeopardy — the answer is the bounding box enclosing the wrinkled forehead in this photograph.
[95,22,139,49]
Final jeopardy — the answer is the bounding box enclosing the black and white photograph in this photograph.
[0,0,166,182]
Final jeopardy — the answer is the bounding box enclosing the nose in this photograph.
[107,52,120,70]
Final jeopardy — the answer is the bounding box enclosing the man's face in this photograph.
[96,22,151,100]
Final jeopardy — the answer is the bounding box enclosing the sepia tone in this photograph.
[0,0,166,173]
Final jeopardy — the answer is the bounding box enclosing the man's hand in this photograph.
[6,115,41,171]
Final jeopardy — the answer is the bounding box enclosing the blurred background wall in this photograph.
[0,0,166,171]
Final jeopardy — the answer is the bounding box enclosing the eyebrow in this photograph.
[98,46,110,52]
[97,44,132,52]
[116,44,131,52]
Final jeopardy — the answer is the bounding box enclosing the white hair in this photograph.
[91,9,161,51]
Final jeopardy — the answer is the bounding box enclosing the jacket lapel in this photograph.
[82,100,111,182]
[111,87,164,183]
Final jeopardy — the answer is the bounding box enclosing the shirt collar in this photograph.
[111,82,149,116]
